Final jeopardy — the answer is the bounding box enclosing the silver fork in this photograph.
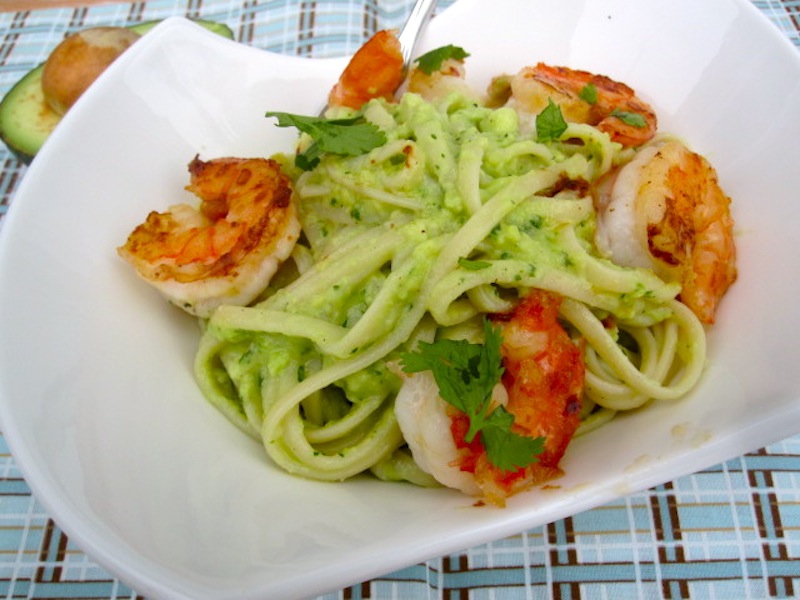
[396,0,439,79]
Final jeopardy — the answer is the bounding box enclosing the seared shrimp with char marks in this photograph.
[395,290,585,506]
[493,63,657,148]
[118,156,301,318]
[594,139,737,324]
[328,29,405,110]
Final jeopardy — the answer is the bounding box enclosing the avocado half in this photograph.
[0,19,235,164]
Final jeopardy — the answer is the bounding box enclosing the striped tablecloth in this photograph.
[0,1,799,598]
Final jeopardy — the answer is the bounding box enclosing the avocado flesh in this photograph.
[0,18,235,164]
[0,66,60,164]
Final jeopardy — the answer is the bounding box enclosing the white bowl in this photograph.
[1,1,799,598]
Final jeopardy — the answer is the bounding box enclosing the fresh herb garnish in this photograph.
[265,111,386,170]
[414,44,470,75]
[609,109,647,128]
[536,99,568,143]
[400,319,544,472]
[458,257,491,271]
[579,82,598,104]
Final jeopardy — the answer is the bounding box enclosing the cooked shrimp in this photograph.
[498,63,657,147]
[594,139,736,324]
[328,29,405,110]
[395,290,584,505]
[394,369,483,497]
[405,56,475,104]
[118,156,301,318]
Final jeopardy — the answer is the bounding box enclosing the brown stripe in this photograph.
[72,7,88,28]
[297,1,316,57]
[362,0,378,37]
[441,553,467,573]
[1,158,24,204]
[125,1,145,23]
[34,519,68,583]
[553,581,581,600]
[0,11,29,65]
[650,490,666,540]
[768,492,785,538]
[564,515,576,544]
[747,462,773,488]
[790,0,800,29]
[662,578,690,599]
[444,588,470,600]
[768,575,795,597]
[238,0,257,47]
[546,518,578,564]
[666,486,683,544]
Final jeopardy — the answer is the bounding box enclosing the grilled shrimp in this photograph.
[118,156,301,318]
[328,30,477,109]
[394,369,483,497]
[494,63,657,148]
[405,55,475,103]
[395,290,584,506]
[594,139,737,324]
[328,29,405,110]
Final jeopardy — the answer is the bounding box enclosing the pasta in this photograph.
[192,86,711,488]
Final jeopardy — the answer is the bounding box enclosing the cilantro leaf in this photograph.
[265,111,387,170]
[579,82,598,104]
[294,145,322,171]
[481,406,544,471]
[400,319,544,472]
[414,44,470,75]
[399,336,492,422]
[536,99,568,143]
[609,109,647,128]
